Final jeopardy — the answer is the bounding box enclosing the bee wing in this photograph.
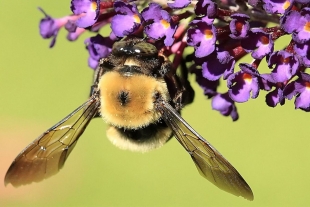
[5,95,100,187]
[156,101,254,200]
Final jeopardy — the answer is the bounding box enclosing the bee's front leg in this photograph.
[90,58,108,118]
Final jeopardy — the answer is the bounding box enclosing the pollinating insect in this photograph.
[4,38,254,200]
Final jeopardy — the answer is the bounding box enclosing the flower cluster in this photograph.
[38,0,310,121]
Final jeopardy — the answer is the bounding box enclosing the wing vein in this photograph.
[155,100,254,200]
[4,95,100,187]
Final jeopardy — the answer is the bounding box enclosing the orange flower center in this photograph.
[160,19,170,29]
[305,82,310,90]
[243,73,252,83]
[280,56,290,64]
[260,36,270,45]
[204,29,213,39]
[91,2,97,11]
[133,14,141,24]
[235,22,244,33]
[304,22,310,32]
[283,0,291,10]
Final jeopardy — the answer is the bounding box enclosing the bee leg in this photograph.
[179,60,195,105]
[164,73,184,111]
[164,62,195,112]
[89,60,106,96]
[159,60,171,77]
[158,55,183,111]
[173,89,184,111]
[90,58,107,118]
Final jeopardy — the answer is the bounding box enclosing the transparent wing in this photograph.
[156,101,254,200]
[4,95,100,187]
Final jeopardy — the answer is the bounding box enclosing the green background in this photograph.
[1,1,309,206]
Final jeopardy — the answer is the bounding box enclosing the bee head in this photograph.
[112,39,158,57]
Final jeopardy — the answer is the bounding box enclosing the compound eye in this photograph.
[133,42,158,57]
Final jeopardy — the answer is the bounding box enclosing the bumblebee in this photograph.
[4,39,254,200]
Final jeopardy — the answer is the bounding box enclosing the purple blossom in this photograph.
[196,48,235,81]
[65,21,86,41]
[263,0,293,14]
[266,50,299,83]
[141,3,177,46]
[241,29,274,59]
[294,41,310,67]
[111,1,142,37]
[211,93,239,121]
[227,63,260,103]
[85,33,115,69]
[283,72,310,111]
[195,0,217,18]
[71,0,100,28]
[281,8,310,44]
[259,74,273,91]
[37,0,310,119]
[191,68,219,98]
[38,8,67,48]
[266,87,285,107]
[65,20,77,33]
[187,20,216,58]
[193,15,215,25]
[229,13,250,39]
[67,27,86,41]
[167,0,191,9]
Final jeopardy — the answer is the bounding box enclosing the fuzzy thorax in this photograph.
[99,71,169,129]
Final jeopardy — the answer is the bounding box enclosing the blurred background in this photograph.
[1,1,309,206]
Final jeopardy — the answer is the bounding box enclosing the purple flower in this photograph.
[67,27,86,41]
[283,72,310,111]
[266,87,285,107]
[263,0,293,14]
[294,41,310,67]
[227,63,260,103]
[195,0,217,18]
[167,0,191,9]
[187,20,216,58]
[71,0,100,28]
[281,8,310,44]
[141,3,177,46]
[211,93,239,121]
[111,1,142,37]
[36,0,310,118]
[65,20,77,33]
[39,7,85,47]
[229,13,250,39]
[38,8,66,48]
[191,68,219,98]
[197,48,235,81]
[259,74,273,91]
[85,33,115,69]
[266,50,299,83]
[192,15,215,25]
[241,29,274,59]
[65,20,86,41]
